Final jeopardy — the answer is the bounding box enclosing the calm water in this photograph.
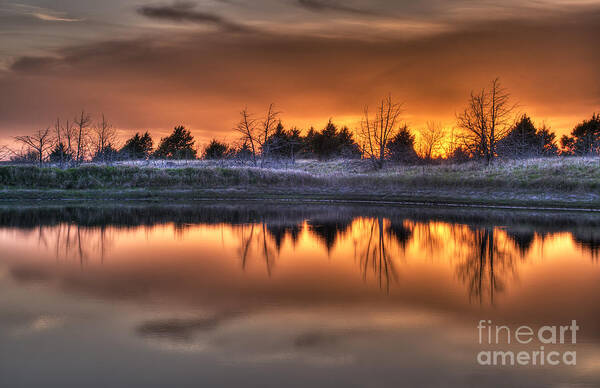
[1,204,600,387]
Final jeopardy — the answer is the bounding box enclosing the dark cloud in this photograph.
[0,9,599,142]
[296,0,379,16]
[137,1,249,31]
[10,56,62,73]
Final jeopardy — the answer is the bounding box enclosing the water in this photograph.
[1,203,599,387]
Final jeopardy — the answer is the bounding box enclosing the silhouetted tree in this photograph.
[203,139,230,159]
[0,146,9,161]
[91,114,118,163]
[262,122,290,159]
[120,132,153,160]
[286,127,304,162]
[302,127,317,158]
[537,125,559,156]
[560,113,600,155]
[232,142,254,161]
[445,146,470,163]
[497,114,558,157]
[386,125,418,163]
[419,121,446,160]
[14,127,54,166]
[360,95,405,168]
[52,118,69,166]
[457,78,517,164]
[309,120,360,160]
[262,122,305,162]
[234,104,280,166]
[92,144,119,163]
[441,127,461,160]
[153,126,197,159]
[10,150,39,164]
[257,104,281,166]
[74,110,92,163]
[61,119,76,162]
[234,109,259,165]
[49,142,74,164]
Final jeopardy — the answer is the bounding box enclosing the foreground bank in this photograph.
[0,157,598,209]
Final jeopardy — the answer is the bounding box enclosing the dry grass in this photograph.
[0,157,599,192]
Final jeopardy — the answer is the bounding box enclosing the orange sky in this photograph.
[0,1,599,148]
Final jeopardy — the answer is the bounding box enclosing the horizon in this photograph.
[1,1,599,147]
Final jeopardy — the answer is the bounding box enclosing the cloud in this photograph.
[32,13,82,23]
[10,56,61,73]
[5,3,82,23]
[137,1,250,31]
[0,8,599,142]
[296,0,379,16]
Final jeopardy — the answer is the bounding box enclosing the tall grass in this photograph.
[0,157,599,192]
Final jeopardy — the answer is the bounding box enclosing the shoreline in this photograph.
[1,188,599,212]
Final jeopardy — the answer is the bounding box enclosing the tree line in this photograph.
[4,78,600,167]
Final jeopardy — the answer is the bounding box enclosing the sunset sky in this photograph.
[1,0,599,146]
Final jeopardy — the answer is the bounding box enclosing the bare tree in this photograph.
[442,127,459,158]
[0,145,10,161]
[419,121,446,160]
[360,95,404,169]
[234,104,280,167]
[257,104,280,166]
[62,119,76,157]
[234,108,259,166]
[14,127,54,166]
[92,113,118,163]
[54,118,62,148]
[457,78,517,164]
[74,110,92,163]
[52,117,68,166]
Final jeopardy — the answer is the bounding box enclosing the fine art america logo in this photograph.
[476,320,578,366]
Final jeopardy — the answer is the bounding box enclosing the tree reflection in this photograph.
[235,222,279,275]
[267,224,301,251]
[353,217,412,293]
[455,227,517,304]
[504,228,535,257]
[307,219,352,252]
[9,205,600,304]
[34,224,113,266]
[572,230,600,261]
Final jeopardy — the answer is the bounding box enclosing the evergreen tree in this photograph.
[233,142,254,161]
[92,144,119,163]
[120,132,153,160]
[309,120,361,160]
[497,114,557,157]
[203,139,229,159]
[386,125,418,163]
[561,113,600,155]
[48,142,74,165]
[262,122,305,161]
[153,126,197,160]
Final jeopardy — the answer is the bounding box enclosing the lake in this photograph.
[1,203,599,387]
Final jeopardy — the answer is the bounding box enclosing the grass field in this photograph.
[0,157,599,208]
